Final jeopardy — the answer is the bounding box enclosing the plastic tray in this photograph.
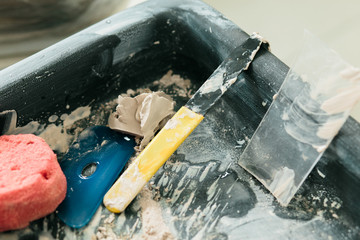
[0,0,359,239]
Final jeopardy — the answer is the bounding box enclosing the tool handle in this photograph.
[103,106,204,213]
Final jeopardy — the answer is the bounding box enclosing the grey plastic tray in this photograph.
[0,0,359,239]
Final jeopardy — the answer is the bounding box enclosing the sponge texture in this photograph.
[0,134,67,232]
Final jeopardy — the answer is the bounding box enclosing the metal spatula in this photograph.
[103,33,267,213]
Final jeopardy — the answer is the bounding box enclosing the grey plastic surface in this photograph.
[0,0,359,239]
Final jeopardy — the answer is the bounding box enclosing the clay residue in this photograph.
[63,106,91,129]
[316,118,345,140]
[108,92,174,149]
[284,66,360,148]
[268,167,296,205]
[154,70,192,98]
[39,124,72,153]
[199,70,223,95]
[197,33,263,96]
[137,187,175,240]
[8,106,91,153]
[320,66,360,114]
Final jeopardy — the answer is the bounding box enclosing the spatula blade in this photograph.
[238,31,360,206]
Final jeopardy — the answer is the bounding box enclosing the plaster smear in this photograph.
[199,69,224,95]
[268,167,296,203]
[9,106,91,153]
[313,67,360,140]
[198,33,263,96]
[108,92,174,149]
[135,187,175,240]
[39,124,72,153]
[319,67,360,114]
[316,118,346,140]
[154,70,192,98]
[283,33,360,148]
[63,106,91,129]
[216,179,340,240]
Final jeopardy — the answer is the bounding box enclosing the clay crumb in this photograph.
[104,213,115,224]
[235,139,245,148]
[96,226,118,240]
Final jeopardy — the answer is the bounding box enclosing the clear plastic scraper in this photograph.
[238,30,360,206]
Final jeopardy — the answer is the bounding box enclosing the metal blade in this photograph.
[238,31,359,206]
[186,33,265,115]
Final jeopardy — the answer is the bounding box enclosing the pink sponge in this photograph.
[0,134,67,232]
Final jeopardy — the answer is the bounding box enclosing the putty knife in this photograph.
[103,33,267,213]
[238,31,360,206]
[57,126,135,228]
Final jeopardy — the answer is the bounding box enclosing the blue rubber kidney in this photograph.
[57,126,135,228]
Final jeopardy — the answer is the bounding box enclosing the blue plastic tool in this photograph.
[57,126,135,228]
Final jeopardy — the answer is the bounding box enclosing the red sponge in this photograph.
[0,134,67,232]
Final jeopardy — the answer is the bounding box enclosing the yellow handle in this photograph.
[103,106,204,213]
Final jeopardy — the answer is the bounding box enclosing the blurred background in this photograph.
[1,0,359,120]
[0,0,144,69]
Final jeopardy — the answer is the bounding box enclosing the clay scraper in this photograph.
[57,126,136,228]
[103,33,267,213]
